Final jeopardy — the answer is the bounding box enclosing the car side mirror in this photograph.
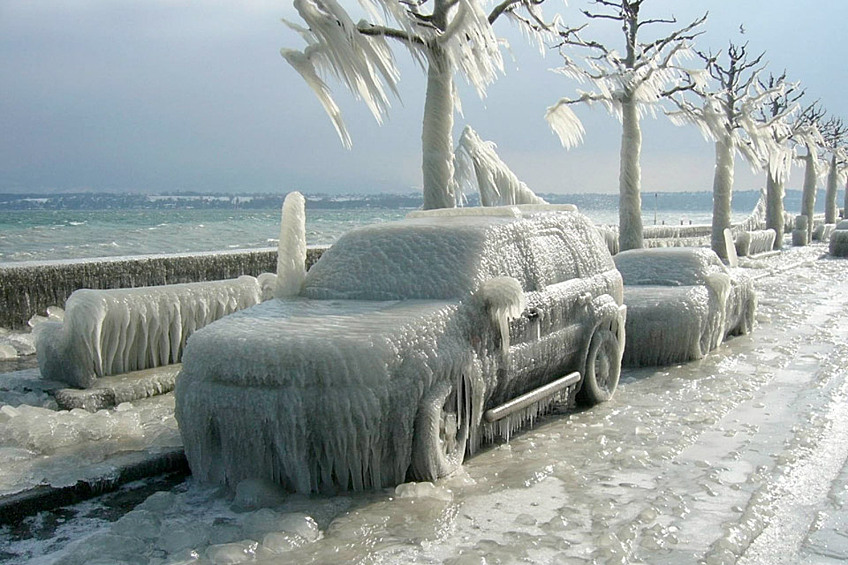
[474,277,526,352]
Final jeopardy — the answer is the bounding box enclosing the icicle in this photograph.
[476,277,525,352]
[544,101,585,149]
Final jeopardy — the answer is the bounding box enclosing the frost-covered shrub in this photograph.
[36,276,267,388]
[829,229,848,257]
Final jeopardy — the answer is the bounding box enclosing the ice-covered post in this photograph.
[275,192,307,298]
[844,177,848,220]
[545,1,706,251]
[281,0,562,210]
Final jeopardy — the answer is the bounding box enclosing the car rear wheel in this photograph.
[410,379,470,481]
[577,328,621,406]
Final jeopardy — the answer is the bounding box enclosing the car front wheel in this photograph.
[577,328,621,405]
[410,379,470,482]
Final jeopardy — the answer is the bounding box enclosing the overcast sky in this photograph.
[1,0,846,196]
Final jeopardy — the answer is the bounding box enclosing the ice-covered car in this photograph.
[613,247,757,367]
[176,207,625,493]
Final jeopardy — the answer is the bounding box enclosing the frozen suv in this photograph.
[176,207,626,492]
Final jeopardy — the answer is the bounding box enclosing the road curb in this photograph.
[0,449,189,525]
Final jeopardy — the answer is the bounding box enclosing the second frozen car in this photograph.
[614,247,757,367]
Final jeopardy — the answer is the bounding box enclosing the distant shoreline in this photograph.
[0,189,819,213]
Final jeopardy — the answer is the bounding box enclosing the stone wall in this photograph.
[0,247,327,329]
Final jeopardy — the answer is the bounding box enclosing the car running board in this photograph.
[484,371,581,423]
[480,372,581,443]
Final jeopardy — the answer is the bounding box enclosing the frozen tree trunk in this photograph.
[421,53,456,210]
[825,154,838,224]
[765,171,785,250]
[801,149,817,241]
[619,97,643,251]
[712,135,735,261]
[844,178,848,221]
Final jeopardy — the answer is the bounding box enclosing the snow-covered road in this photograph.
[3,244,848,564]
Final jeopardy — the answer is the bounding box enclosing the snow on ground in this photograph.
[2,242,848,564]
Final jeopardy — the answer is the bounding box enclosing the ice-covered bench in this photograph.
[734,229,776,256]
[35,274,274,388]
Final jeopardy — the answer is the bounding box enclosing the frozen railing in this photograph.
[35,275,274,388]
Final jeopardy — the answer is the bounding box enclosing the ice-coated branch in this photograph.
[488,0,525,24]
[454,125,547,206]
[642,12,706,57]
[357,22,426,45]
[544,99,588,149]
[281,0,403,148]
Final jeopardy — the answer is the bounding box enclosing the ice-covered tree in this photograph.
[669,43,786,261]
[795,104,826,241]
[281,0,560,210]
[544,0,706,251]
[755,72,803,249]
[822,117,848,224]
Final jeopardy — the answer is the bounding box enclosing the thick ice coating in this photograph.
[176,210,625,493]
[36,276,268,388]
[614,248,756,367]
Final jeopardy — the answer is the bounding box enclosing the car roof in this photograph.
[302,210,613,300]
[614,247,727,286]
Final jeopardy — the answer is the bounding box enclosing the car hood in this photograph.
[181,297,463,389]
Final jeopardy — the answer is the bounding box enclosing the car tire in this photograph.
[577,328,621,406]
[410,379,470,482]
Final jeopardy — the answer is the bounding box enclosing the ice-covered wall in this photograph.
[642,224,713,239]
[36,276,268,388]
[0,248,326,330]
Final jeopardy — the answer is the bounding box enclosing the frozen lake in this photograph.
[2,243,848,564]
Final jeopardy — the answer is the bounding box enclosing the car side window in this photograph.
[527,231,580,288]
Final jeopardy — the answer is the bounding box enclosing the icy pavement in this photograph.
[3,244,848,563]
[0,369,182,499]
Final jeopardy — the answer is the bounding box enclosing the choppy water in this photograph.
[0,209,411,263]
[0,207,729,263]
